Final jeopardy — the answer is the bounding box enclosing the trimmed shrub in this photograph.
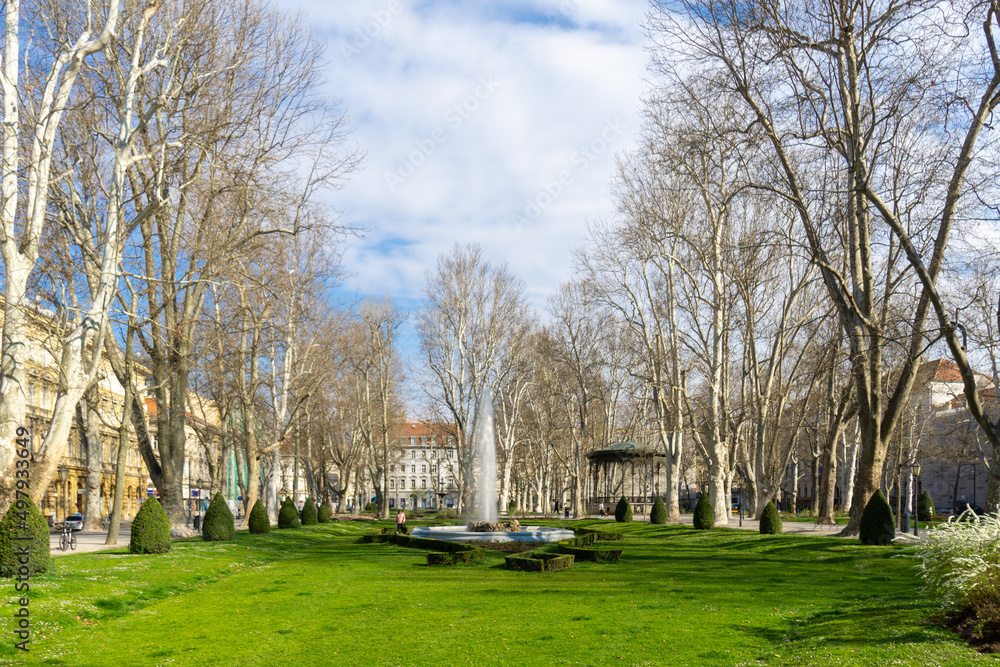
[859,489,895,546]
[0,493,49,577]
[129,497,172,554]
[615,496,633,523]
[318,500,332,523]
[300,497,318,525]
[278,497,300,529]
[917,490,935,522]
[248,499,270,534]
[202,492,235,541]
[693,495,714,530]
[505,552,574,572]
[650,497,668,525]
[574,527,625,541]
[363,502,377,513]
[758,500,782,535]
[507,501,519,516]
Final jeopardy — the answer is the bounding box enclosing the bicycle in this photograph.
[101,515,109,530]
[58,524,77,551]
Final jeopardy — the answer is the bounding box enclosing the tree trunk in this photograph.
[82,390,104,531]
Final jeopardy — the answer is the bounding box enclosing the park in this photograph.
[1,512,991,666]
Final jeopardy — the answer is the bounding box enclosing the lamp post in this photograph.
[912,462,922,538]
[58,464,69,522]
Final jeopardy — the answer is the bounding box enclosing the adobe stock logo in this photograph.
[340,1,403,61]
[508,118,626,228]
[384,76,500,192]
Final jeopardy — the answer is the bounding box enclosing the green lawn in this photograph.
[1,520,994,666]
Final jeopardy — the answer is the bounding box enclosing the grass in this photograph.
[0,520,995,666]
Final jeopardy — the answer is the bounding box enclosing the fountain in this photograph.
[411,388,574,544]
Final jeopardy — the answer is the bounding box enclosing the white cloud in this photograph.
[288,0,649,360]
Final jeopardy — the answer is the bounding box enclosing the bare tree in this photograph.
[417,243,529,514]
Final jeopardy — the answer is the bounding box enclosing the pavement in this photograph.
[50,521,133,556]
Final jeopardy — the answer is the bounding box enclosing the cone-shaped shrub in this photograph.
[300,497,318,525]
[859,489,895,545]
[917,490,935,522]
[615,496,633,523]
[0,494,49,576]
[693,495,714,530]
[278,497,300,529]
[202,492,235,541]
[248,499,270,534]
[318,500,332,523]
[758,500,783,535]
[650,497,668,524]
[129,497,172,554]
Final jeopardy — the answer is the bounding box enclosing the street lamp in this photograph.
[57,464,69,521]
[912,462,923,538]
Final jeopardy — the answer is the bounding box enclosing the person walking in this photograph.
[396,509,407,534]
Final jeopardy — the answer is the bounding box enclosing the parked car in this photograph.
[935,506,953,516]
[64,514,84,531]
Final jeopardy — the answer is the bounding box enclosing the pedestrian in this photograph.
[396,508,407,534]
[599,503,605,516]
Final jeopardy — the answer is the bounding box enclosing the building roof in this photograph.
[916,358,965,384]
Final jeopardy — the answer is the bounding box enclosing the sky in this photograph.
[287,0,651,362]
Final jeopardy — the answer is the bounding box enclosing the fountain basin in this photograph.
[410,525,575,543]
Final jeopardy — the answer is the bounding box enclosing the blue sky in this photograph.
[288,0,651,367]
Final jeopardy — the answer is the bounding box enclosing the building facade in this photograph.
[387,421,459,510]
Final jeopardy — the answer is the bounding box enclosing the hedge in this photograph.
[129,497,172,554]
[202,493,235,542]
[859,489,895,546]
[0,493,49,577]
[426,550,485,566]
[574,527,624,542]
[248,499,270,534]
[317,500,332,523]
[504,552,574,572]
[300,497,318,525]
[556,533,623,562]
[278,497,300,529]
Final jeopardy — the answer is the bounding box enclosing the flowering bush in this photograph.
[912,509,1000,616]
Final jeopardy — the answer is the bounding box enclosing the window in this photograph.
[448,480,454,490]
[421,451,426,459]
[432,465,437,473]
[411,465,415,474]
[410,437,415,446]
[410,479,415,489]
[389,465,394,473]
[421,465,426,473]
[420,479,426,489]
[447,450,453,459]
[411,450,415,459]
[432,449,437,458]
[448,436,454,445]
[389,480,395,489]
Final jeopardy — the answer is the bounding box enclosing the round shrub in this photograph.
[758,500,783,535]
[318,500,332,523]
[859,489,895,546]
[300,497,318,525]
[248,499,270,534]
[917,490,935,522]
[650,497,668,525]
[363,502,377,513]
[507,500,519,516]
[693,495,714,530]
[202,492,235,541]
[278,497,300,529]
[129,497,172,554]
[0,494,49,576]
[615,496,633,523]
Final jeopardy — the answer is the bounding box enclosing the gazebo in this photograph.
[587,441,667,516]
